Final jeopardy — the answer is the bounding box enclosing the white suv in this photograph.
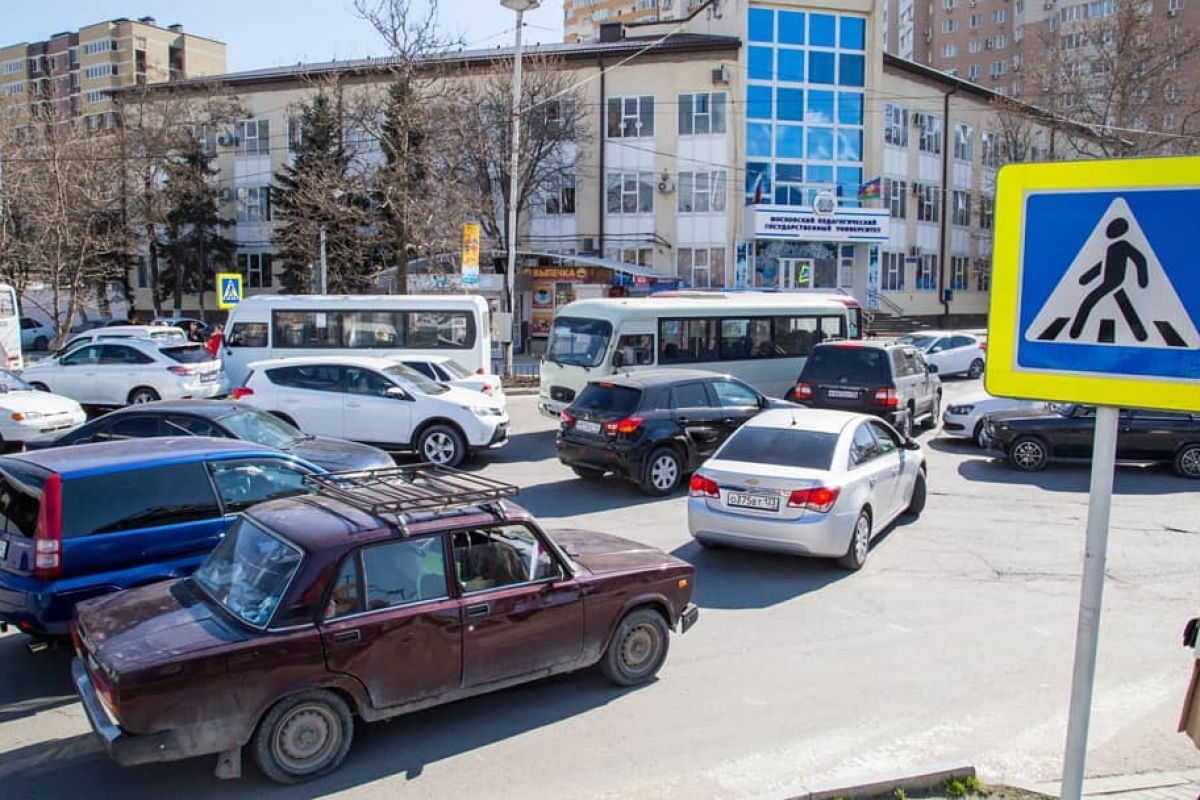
[233,355,509,467]
[22,339,228,406]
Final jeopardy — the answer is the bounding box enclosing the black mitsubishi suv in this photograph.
[787,341,942,436]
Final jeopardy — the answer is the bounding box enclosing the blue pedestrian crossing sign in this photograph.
[987,156,1200,412]
[217,273,243,310]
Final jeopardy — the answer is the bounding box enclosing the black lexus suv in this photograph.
[787,341,942,436]
[556,369,781,496]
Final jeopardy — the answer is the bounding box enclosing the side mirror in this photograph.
[612,350,625,368]
[385,386,410,401]
[927,363,939,374]
[903,437,922,450]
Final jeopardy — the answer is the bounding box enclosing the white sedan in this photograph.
[941,391,1050,447]
[233,355,509,468]
[391,355,507,410]
[0,369,86,449]
[897,331,987,378]
[22,339,227,406]
[688,408,926,570]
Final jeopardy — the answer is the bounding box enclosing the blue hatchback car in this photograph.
[0,437,323,637]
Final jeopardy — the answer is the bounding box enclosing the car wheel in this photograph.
[417,424,466,467]
[907,471,927,515]
[921,393,941,430]
[837,509,872,571]
[572,466,606,480]
[1174,444,1200,479]
[968,359,985,379]
[896,409,914,438]
[600,607,670,687]
[1008,436,1050,472]
[972,420,988,448]
[29,382,49,392]
[127,387,160,405]
[252,690,354,785]
[640,447,683,496]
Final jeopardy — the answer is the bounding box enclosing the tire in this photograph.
[252,690,354,785]
[600,607,670,687]
[127,387,160,405]
[417,424,466,467]
[572,466,606,480]
[921,393,941,430]
[967,359,985,379]
[837,509,872,571]
[1174,443,1200,479]
[29,382,49,392]
[972,420,988,448]
[896,409,914,438]
[640,446,683,496]
[1008,436,1050,472]
[907,471,927,515]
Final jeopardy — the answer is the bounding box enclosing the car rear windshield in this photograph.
[0,462,48,539]
[898,334,936,350]
[439,359,473,379]
[803,346,889,383]
[573,383,642,416]
[160,344,213,363]
[717,427,837,470]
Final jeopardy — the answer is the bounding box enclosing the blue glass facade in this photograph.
[745,5,866,207]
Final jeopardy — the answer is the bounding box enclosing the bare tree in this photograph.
[1019,0,1200,157]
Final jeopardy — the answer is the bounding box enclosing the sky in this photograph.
[3,0,567,73]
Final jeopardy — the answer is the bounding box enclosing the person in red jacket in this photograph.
[205,324,224,357]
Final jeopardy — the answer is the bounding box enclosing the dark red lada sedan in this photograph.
[71,466,697,785]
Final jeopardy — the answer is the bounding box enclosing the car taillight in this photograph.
[795,381,814,400]
[167,365,196,376]
[481,385,494,395]
[34,473,63,580]
[872,387,900,408]
[231,387,254,400]
[5,356,20,369]
[560,409,576,428]
[689,473,719,498]
[603,416,643,435]
[90,663,119,721]
[787,485,840,512]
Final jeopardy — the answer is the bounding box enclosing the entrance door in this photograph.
[781,258,815,290]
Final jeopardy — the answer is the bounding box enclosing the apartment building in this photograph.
[564,0,717,41]
[0,16,225,127]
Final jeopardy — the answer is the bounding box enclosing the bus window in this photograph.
[227,322,268,348]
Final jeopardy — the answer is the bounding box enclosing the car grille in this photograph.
[550,386,576,403]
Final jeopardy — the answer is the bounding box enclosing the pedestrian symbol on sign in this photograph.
[1025,197,1199,349]
[217,273,243,310]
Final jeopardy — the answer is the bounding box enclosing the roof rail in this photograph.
[303,465,519,519]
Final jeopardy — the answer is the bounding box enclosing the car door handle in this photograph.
[331,630,361,644]
[869,477,877,487]
[677,417,691,424]
[467,603,490,618]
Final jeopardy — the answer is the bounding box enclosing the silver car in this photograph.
[687,408,926,570]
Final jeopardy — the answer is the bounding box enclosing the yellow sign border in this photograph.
[985,156,1200,412]
[217,273,243,310]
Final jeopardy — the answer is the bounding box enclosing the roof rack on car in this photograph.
[303,465,519,519]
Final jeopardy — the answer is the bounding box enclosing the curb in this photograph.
[1014,768,1200,798]
[754,763,976,800]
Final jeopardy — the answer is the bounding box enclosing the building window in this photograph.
[884,104,909,146]
[237,118,270,156]
[1,60,22,76]
[918,113,942,154]
[882,252,905,291]
[3,83,25,97]
[978,194,994,229]
[286,116,303,153]
[954,123,974,161]
[916,183,940,223]
[605,246,653,266]
[942,19,959,32]
[678,92,727,135]
[968,63,981,80]
[677,246,727,288]
[236,187,271,222]
[915,255,938,291]
[82,39,118,56]
[981,131,1001,168]
[237,253,273,289]
[976,261,991,291]
[992,8,1008,22]
[84,64,117,79]
[970,13,983,27]
[606,171,654,214]
[952,190,972,226]
[969,39,982,53]
[541,173,576,215]
[951,256,970,291]
[607,95,655,138]
[135,257,151,289]
[885,178,908,218]
[942,43,958,58]
[993,33,1007,49]
[677,170,727,213]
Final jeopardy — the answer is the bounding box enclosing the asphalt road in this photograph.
[1,377,1198,799]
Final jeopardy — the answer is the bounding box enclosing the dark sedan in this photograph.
[33,400,396,472]
[557,369,789,495]
[985,403,1200,477]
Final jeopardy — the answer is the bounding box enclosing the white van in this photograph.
[54,324,187,355]
[220,294,495,386]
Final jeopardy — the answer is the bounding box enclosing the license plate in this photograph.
[826,389,859,399]
[726,491,780,511]
[575,420,601,434]
[200,372,218,382]
[0,539,7,560]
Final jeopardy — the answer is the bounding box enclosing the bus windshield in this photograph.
[546,317,613,368]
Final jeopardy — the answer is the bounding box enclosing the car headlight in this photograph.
[946,404,975,415]
[467,405,502,418]
[11,411,43,421]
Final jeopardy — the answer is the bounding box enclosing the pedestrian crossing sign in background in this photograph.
[217,273,243,310]
[987,156,1200,412]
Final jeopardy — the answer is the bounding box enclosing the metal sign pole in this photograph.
[1060,404,1120,800]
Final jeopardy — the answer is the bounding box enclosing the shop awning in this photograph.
[521,251,675,281]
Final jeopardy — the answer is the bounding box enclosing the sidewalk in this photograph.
[1016,769,1200,799]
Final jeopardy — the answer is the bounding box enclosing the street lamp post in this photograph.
[500,0,540,378]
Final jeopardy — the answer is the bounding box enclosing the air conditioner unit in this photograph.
[909,245,922,257]
[912,112,926,127]
[657,175,676,193]
[1168,8,1177,15]
[216,132,237,147]
[581,237,597,252]
[711,64,730,84]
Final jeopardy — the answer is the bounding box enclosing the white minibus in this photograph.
[537,292,862,418]
[221,294,494,386]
